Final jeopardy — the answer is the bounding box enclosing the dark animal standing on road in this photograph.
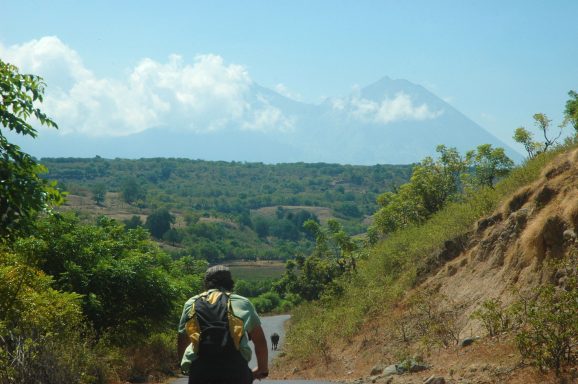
[270,332,280,350]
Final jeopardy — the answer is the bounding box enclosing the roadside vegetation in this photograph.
[469,249,578,374]
[0,60,206,383]
[283,148,562,359]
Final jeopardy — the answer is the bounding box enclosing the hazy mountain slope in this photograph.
[293,77,521,164]
[13,77,521,164]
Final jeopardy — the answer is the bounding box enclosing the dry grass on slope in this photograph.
[273,147,578,383]
[428,148,578,319]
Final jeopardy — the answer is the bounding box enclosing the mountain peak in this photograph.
[20,76,522,164]
[360,76,429,101]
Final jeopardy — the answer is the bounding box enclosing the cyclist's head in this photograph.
[204,265,234,291]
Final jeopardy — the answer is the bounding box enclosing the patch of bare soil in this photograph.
[59,191,235,229]
[273,148,578,383]
[272,328,573,383]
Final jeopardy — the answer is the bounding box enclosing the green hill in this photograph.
[40,157,413,261]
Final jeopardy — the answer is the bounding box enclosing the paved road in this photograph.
[171,314,335,384]
[249,314,290,369]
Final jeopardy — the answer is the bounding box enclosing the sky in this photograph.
[1,0,577,154]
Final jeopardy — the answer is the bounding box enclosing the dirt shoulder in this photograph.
[271,330,571,384]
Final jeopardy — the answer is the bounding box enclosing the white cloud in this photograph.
[242,96,295,133]
[335,92,443,124]
[330,98,347,111]
[1,36,92,90]
[0,36,292,136]
[274,83,302,101]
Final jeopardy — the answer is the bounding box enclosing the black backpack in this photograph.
[194,291,237,358]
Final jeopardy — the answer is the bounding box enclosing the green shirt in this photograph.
[178,289,261,373]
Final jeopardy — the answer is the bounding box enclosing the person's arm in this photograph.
[248,324,269,380]
[177,332,189,363]
[177,299,193,366]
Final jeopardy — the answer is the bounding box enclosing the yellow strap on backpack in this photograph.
[185,290,244,353]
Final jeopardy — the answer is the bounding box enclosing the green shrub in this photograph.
[251,296,274,313]
[0,249,112,384]
[0,327,117,384]
[251,291,286,313]
[121,332,178,382]
[471,298,511,337]
[513,253,578,374]
[259,291,281,308]
[278,300,293,312]
[406,289,465,348]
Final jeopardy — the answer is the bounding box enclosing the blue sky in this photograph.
[1,0,577,152]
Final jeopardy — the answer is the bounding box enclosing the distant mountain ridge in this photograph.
[16,77,521,164]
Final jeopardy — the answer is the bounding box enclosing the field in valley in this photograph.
[226,260,286,281]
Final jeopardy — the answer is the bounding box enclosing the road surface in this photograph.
[171,314,335,384]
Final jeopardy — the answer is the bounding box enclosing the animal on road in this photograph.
[270,333,279,350]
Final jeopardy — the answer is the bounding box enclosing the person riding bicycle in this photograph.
[178,265,269,383]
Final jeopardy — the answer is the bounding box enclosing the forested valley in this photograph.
[40,157,413,262]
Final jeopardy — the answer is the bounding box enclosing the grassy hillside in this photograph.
[40,158,413,261]
[41,158,412,217]
[275,144,578,383]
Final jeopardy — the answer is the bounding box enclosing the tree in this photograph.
[514,113,563,159]
[145,207,175,239]
[238,210,253,228]
[121,176,145,205]
[123,215,143,229]
[31,214,184,339]
[163,228,183,245]
[0,59,63,237]
[409,145,465,214]
[276,254,340,301]
[374,187,420,234]
[275,219,358,301]
[533,113,562,152]
[254,217,269,238]
[159,161,175,180]
[335,202,362,218]
[270,219,300,240]
[465,144,514,188]
[374,145,466,234]
[513,127,541,159]
[91,182,107,206]
[0,247,86,383]
[563,90,578,133]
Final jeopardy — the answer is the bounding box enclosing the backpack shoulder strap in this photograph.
[225,292,245,350]
[185,291,212,353]
[187,291,210,319]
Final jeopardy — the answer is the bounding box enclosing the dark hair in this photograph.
[204,265,234,291]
